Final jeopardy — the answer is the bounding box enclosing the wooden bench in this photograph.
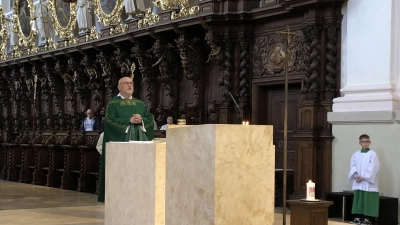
[19,143,35,183]
[1,143,21,181]
[1,143,7,180]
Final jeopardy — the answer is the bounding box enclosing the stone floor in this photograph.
[0,180,349,225]
[0,180,104,225]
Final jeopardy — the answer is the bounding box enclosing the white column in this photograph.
[328,1,400,217]
[332,0,400,112]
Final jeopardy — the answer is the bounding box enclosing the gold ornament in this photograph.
[14,0,37,49]
[153,0,199,20]
[12,45,22,58]
[153,0,180,10]
[48,0,77,44]
[44,38,58,50]
[85,26,101,41]
[33,74,38,100]
[138,7,159,28]
[130,62,136,79]
[0,7,7,60]
[93,0,124,27]
[110,23,128,35]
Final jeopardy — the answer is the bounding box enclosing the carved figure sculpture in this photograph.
[124,0,146,20]
[25,77,33,94]
[5,15,19,48]
[77,0,92,34]
[205,33,223,65]
[269,45,285,68]
[72,71,81,91]
[35,0,52,41]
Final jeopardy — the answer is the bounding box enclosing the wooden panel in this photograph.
[262,83,302,170]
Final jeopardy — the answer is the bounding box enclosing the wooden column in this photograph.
[287,200,333,225]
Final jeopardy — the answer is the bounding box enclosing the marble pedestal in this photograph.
[166,124,275,225]
[105,142,166,225]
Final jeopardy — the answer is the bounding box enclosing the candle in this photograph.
[306,180,315,201]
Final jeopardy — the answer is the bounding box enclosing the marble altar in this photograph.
[105,141,166,225]
[165,124,275,225]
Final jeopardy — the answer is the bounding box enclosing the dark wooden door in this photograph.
[260,84,302,170]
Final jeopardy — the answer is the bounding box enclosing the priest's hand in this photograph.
[130,114,142,124]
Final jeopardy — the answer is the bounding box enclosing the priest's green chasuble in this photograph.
[97,96,154,202]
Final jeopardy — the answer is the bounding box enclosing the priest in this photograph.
[97,76,154,202]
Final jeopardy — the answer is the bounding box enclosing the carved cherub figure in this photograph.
[72,71,81,92]
[84,64,98,82]
[114,48,131,76]
[25,77,34,94]
[205,34,222,64]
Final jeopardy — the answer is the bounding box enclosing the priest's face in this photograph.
[359,138,371,149]
[118,77,134,96]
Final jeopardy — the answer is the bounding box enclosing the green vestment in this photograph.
[97,96,154,202]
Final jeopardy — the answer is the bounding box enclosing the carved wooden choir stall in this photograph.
[0,0,344,199]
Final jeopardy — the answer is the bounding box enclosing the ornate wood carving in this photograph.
[131,43,157,113]
[86,51,104,114]
[205,30,224,66]
[55,59,73,131]
[56,60,74,98]
[208,100,220,123]
[45,60,64,131]
[18,130,30,144]
[175,33,204,124]
[32,63,43,131]
[239,38,250,103]
[85,133,99,146]
[96,51,117,100]
[151,38,180,117]
[32,131,42,144]
[1,69,11,135]
[252,33,307,77]
[303,26,321,100]
[219,38,234,103]
[42,133,55,145]
[155,105,166,128]
[66,57,80,130]
[38,63,52,131]
[21,66,33,100]
[325,24,338,101]
[78,55,92,112]
[81,55,99,86]
[10,67,21,132]
[70,131,84,145]
[55,132,71,145]
[113,46,132,77]
[0,70,7,133]
[19,66,33,131]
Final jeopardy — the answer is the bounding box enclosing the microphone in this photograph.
[228,92,242,122]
